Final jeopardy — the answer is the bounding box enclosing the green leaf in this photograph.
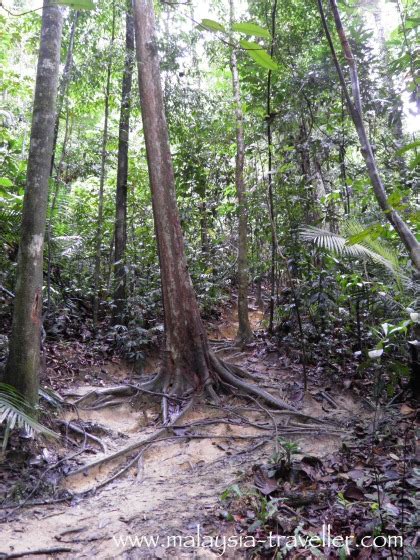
[0,177,13,187]
[240,40,278,71]
[0,383,58,450]
[395,139,420,155]
[200,19,226,33]
[405,17,420,29]
[232,22,270,39]
[409,153,420,170]
[55,0,95,10]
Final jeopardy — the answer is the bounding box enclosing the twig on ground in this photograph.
[0,547,72,559]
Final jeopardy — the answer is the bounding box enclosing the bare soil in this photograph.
[0,302,384,559]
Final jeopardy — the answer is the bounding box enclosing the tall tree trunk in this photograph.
[50,10,79,175]
[4,0,63,406]
[369,0,408,182]
[47,106,72,314]
[339,97,351,215]
[93,2,116,327]
[229,0,253,345]
[267,0,278,334]
[318,0,420,271]
[132,0,296,415]
[113,4,135,324]
[46,10,79,313]
[133,0,213,399]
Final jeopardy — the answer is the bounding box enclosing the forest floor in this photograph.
[0,299,417,559]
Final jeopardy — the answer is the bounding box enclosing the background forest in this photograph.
[0,0,419,558]
[1,0,419,385]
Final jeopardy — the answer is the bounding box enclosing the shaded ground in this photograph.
[1,300,417,559]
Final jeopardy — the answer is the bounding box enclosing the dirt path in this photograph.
[2,301,368,559]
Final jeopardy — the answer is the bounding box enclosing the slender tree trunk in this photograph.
[47,107,72,314]
[93,3,116,327]
[199,199,209,254]
[113,4,135,324]
[318,0,420,271]
[267,0,278,334]
[50,10,79,175]
[229,0,253,345]
[339,96,351,215]
[368,0,408,180]
[46,10,78,310]
[297,119,316,224]
[395,0,419,112]
[132,0,297,415]
[5,0,63,406]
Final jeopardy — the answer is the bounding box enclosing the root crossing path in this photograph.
[2,300,367,559]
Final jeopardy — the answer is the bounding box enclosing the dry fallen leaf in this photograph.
[253,466,278,495]
[400,404,415,415]
[343,483,365,501]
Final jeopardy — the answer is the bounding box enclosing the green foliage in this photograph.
[232,22,270,39]
[240,40,278,70]
[55,0,95,10]
[199,19,225,33]
[1,0,417,407]
[0,384,58,450]
[300,222,404,277]
[270,438,300,468]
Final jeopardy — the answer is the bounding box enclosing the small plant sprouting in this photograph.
[270,437,300,468]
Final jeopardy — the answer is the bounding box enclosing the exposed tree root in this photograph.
[208,353,299,413]
[57,420,106,452]
[56,345,341,497]
[208,403,327,426]
[67,427,166,477]
[67,421,337,482]
[73,385,134,407]
[67,398,195,477]
[73,382,188,410]
[86,444,152,494]
[70,353,332,430]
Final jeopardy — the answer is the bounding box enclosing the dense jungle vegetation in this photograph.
[0,0,418,558]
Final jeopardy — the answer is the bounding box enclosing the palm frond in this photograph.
[0,383,58,450]
[343,220,401,272]
[52,235,84,257]
[299,224,406,281]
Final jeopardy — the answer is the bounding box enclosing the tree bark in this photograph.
[47,106,72,314]
[113,4,135,324]
[267,0,278,334]
[5,0,63,406]
[132,0,298,416]
[50,10,79,175]
[133,0,214,399]
[93,2,116,327]
[318,0,420,271]
[367,0,408,179]
[229,0,253,345]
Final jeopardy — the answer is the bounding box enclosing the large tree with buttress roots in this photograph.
[131,0,295,420]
